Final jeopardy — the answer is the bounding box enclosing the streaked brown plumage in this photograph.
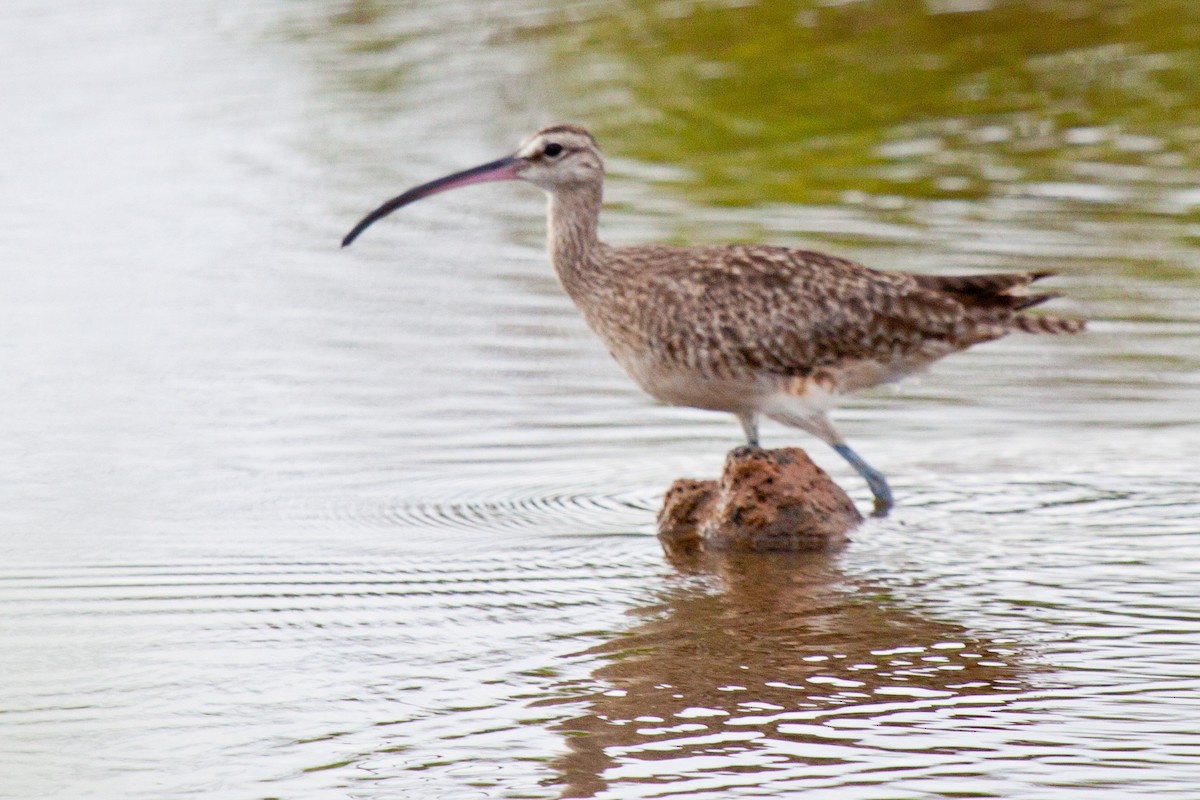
[343,124,1085,516]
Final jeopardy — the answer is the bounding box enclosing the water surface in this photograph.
[2,1,1199,798]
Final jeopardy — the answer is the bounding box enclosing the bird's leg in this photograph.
[832,443,893,518]
[736,412,760,448]
[762,407,894,517]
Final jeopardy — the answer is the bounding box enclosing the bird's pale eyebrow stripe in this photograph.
[516,140,543,158]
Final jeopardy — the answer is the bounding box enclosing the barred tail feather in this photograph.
[1014,314,1086,335]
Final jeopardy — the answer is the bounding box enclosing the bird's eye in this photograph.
[543,143,564,157]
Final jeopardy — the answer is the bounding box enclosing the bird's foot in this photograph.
[832,443,894,519]
[866,475,894,518]
[870,494,893,519]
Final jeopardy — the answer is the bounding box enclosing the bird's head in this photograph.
[510,125,604,192]
[342,124,603,247]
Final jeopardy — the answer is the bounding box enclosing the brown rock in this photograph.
[657,446,861,556]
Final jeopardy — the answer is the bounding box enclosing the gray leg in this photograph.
[763,408,894,517]
[736,412,760,447]
[832,443,894,518]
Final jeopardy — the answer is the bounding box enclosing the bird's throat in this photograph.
[547,185,603,291]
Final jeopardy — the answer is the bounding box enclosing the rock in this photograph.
[657,446,862,556]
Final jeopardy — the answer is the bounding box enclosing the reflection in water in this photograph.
[550,552,1028,798]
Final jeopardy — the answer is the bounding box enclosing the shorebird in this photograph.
[343,125,1084,516]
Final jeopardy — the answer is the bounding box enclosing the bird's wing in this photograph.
[632,245,985,378]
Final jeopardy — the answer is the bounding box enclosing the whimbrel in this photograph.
[343,125,1084,516]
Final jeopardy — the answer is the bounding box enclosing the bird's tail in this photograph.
[1013,314,1086,335]
[915,270,1086,335]
[1011,287,1086,334]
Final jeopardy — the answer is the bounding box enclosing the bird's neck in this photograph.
[546,183,604,291]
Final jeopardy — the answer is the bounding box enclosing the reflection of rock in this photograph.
[547,553,1033,798]
[658,446,861,556]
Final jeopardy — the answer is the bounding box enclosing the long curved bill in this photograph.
[341,155,522,247]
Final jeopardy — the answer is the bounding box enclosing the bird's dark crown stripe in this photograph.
[535,124,596,144]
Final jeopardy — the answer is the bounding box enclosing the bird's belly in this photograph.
[614,354,772,413]
[617,355,939,418]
